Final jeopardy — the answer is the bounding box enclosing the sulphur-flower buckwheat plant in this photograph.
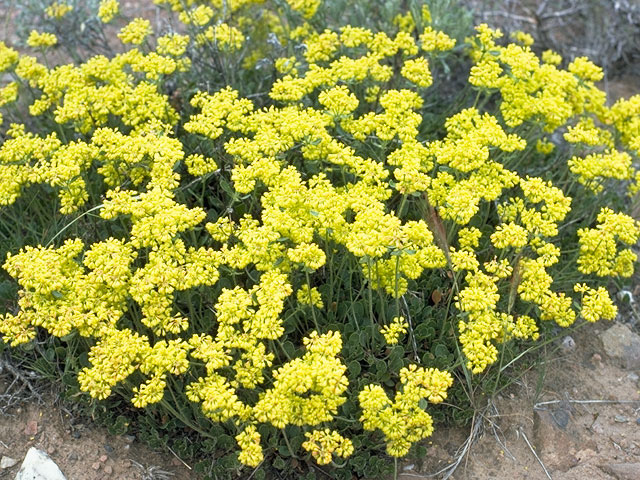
[1,1,639,478]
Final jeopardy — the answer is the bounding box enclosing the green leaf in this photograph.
[414,323,435,340]
[282,340,296,358]
[273,455,286,470]
[278,444,291,457]
[434,343,450,358]
[347,360,361,377]
[107,415,129,436]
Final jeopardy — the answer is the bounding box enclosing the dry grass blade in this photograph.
[0,353,44,414]
[517,427,553,480]
[422,409,484,479]
[534,398,640,410]
[130,460,176,480]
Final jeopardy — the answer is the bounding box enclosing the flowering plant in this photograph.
[1,0,638,478]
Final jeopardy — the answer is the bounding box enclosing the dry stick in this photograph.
[534,399,640,410]
[0,357,43,405]
[422,411,484,479]
[517,427,553,480]
[401,296,420,362]
[484,401,516,462]
[166,444,192,470]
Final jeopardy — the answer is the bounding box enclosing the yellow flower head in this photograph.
[286,0,322,19]
[45,2,73,19]
[380,316,409,345]
[118,18,152,45]
[27,31,58,49]
[98,0,119,23]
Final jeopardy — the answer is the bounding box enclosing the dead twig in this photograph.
[483,401,517,461]
[0,354,44,414]
[166,445,191,471]
[422,409,484,479]
[517,427,553,480]
[534,399,640,410]
[130,460,175,480]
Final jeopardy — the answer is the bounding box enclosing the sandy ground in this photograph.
[402,321,640,480]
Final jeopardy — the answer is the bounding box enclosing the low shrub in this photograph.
[1,0,639,478]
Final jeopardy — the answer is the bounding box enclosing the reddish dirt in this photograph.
[0,385,199,480]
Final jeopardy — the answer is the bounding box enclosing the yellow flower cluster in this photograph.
[197,23,244,50]
[574,284,617,322]
[426,107,524,225]
[286,0,322,19]
[3,0,640,469]
[302,429,354,465]
[118,18,152,45]
[98,0,119,23]
[359,365,453,456]
[236,425,263,467]
[297,285,323,308]
[468,24,606,131]
[380,316,408,345]
[45,2,73,19]
[577,207,640,278]
[27,31,58,49]
[455,266,540,373]
[607,94,640,156]
[269,20,454,104]
[568,150,633,193]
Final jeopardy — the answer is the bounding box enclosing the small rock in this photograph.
[636,418,640,425]
[15,447,66,480]
[91,462,101,471]
[592,353,602,363]
[557,464,616,480]
[552,408,570,429]
[562,335,576,350]
[67,453,77,462]
[0,456,18,469]
[600,323,640,369]
[574,449,596,463]
[123,435,135,444]
[601,463,640,480]
[104,465,113,475]
[47,446,56,455]
[122,460,131,469]
[615,415,629,423]
[591,415,607,434]
[627,372,639,382]
[617,290,634,304]
[99,454,108,463]
[533,410,578,470]
[103,444,114,454]
[402,464,415,471]
[24,420,38,436]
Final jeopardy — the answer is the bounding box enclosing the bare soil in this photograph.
[402,321,640,480]
[0,377,199,480]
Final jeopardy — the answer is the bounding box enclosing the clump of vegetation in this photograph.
[1,1,639,478]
